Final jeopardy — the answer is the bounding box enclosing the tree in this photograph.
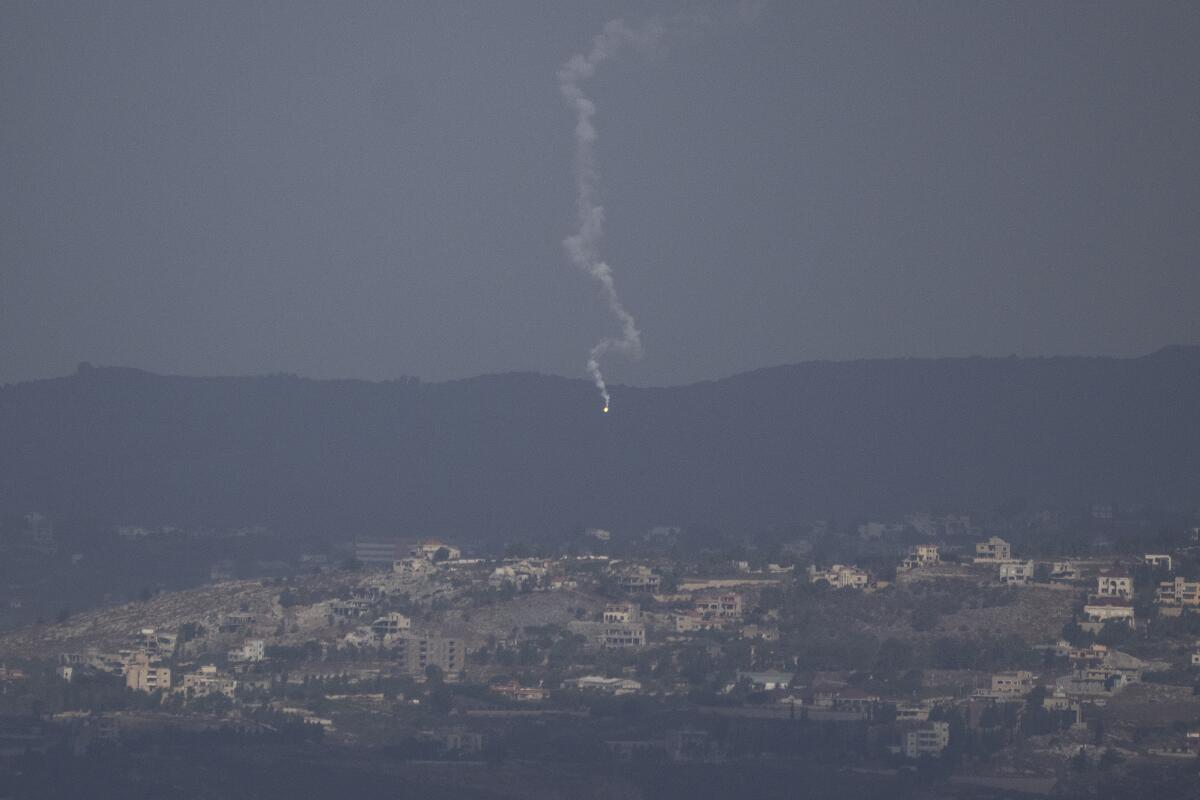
[875,639,914,675]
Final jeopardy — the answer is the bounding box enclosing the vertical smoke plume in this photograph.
[559,20,665,412]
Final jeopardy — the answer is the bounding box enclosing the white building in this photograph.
[1083,598,1136,626]
[990,671,1035,696]
[1050,562,1080,582]
[1144,554,1173,570]
[998,560,1034,586]
[1096,569,1133,598]
[809,564,870,590]
[598,624,646,649]
[1156,577,1200,607]
[903,721,950,759]
[488,559,548,590]
[603,602,642,624]
[180,665,238,698]
[693,592,744,619]
[563,676,642,695]
[227,639,266,663]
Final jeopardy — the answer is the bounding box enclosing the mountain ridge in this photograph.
[2,347,1198,540]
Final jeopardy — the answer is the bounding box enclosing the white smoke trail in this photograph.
[559,19,665,412]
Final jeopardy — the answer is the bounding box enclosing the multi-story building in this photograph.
[901,545,940,570]
[125,656,171,692]
[391,635,463,678]
[975,537,1012,563]
[1096,569,1133,598]
[903,721,950,759]
[1156,577,1200,606]
[998,560,1034,586]
[614,565,661,593]
[330,598,375,620]
[603,602,641,624]
[598,624,646,649]
[370,613,412,639]
[693,592,744,620]
[990,671,1035,696]
[1084,597,1136,626]
[227,639,265,663]
[180,665,238,698]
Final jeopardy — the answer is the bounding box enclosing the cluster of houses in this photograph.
[58,621,266,701]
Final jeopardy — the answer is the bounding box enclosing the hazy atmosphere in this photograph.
[5,4,1200,799]
[4,1,1199,387]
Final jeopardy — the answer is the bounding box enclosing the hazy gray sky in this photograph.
[3,1,1198,386]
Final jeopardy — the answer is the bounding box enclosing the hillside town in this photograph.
[3,508,1200,797]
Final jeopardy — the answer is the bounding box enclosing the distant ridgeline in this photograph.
[2,347,1199,540]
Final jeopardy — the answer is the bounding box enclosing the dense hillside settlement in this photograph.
[4,509,1200,797]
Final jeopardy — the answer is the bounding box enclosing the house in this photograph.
[132,628,177,658]
[598,624,646,649]
[990,671,1035,696]
[737,671,794,691]
[1050,561,1081,582]
[674,610,722,632]
[409,540,461,561]
[1057,649,1158,695]
[1068,643,1111,664]
[180,665,238,698]
[998,560,1034,586]
[901,545,940,570]
[1156,576,1200,607]
[1083,597,1136,627]
[903,721,950,759]
[563,675,642,695]
[370,613,412,639]
[488,559,548,590]
[613,564,662,593]
[227,639,265,663]
[975,537,1012,563]
[826,687,880,715]
[603,602,641,624]
[693,592,744,620]
[1144,554,1173,570]
[1096,568,1133,598]
[490,681,548,701]
[809,564,869,590]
